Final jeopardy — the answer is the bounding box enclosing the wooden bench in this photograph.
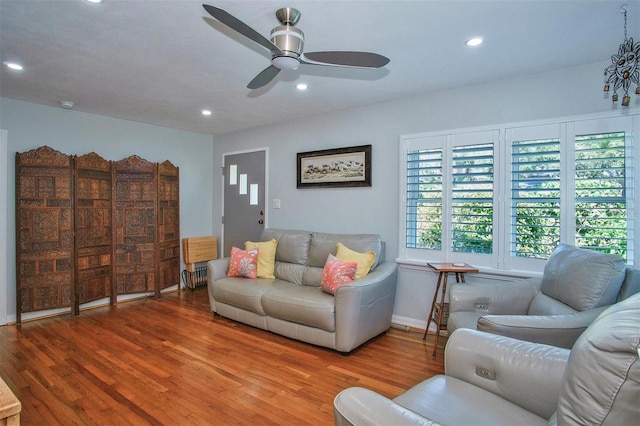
[0,377,20,426]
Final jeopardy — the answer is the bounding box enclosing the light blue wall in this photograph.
[213,61,624,260]
[1,98,214,323]
[212,60,638,328]
[2,60,636,328]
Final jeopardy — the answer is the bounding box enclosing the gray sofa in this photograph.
[206,229,398,353]
[447,244,640,348]
[334,292,640,425]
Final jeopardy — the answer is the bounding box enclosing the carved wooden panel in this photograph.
[16,147,180,321]
[157,161,180,291]
[75,152,113,308]
[113,156,158,295]
[15,146,73,320]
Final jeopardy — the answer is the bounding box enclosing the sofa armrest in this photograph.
[334,387,438,426]
[445,329,569,419]
[207,257,230,282]
[206,258,230,313]
[477,307,607,349]
[334,261,398,353]
[449,277,541,315]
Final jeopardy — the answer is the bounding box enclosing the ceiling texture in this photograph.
[1,0,638,136]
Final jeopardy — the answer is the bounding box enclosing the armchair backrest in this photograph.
[555,292,640,425]
[617,267,640,302]
[535,245,626,313]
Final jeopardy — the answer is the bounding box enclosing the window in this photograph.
[402,130,498,266]
[406,148,442,250]
[400,114,637,271]
[574,132,627,259]
[451,144,493,254]
[511,138,561,259]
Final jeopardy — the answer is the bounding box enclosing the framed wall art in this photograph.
[297,144,371,188]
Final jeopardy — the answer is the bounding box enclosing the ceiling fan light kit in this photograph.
[202,4,389,89]
[272,56,300,70]
[603,4,639,107]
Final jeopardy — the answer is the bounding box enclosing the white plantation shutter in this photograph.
[400,114,636,270]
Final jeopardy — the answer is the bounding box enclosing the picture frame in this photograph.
[297,144,371,188]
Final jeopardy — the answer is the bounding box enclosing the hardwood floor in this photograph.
[0,288,445,425]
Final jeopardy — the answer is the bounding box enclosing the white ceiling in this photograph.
[1,0,638,136]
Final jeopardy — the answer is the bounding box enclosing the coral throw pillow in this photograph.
[227,247,258,279]
[336,242,376,279]
[321,254,357,295]
[245,239,278,279]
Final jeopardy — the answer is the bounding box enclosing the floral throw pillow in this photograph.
[321,254,357,295]
[227,247,258,279]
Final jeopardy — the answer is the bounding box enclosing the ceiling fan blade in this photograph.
[247,65,281,89]
[203,4,283,55]
[301,51,390,68]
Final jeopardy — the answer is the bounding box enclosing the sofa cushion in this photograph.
[302,266,324,287]
[557,293,640,425]
[212,277,277,315]
[273,261,306,286]
[393,376,547,425]
[527,292,577,316]
[540,245,626,311]
[245,239,277,279]
[262,282,336,332]
[617,267,640,302]
[261,229,311,265]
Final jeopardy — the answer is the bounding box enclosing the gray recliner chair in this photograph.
[333,292,640,425]
[446,244,640,348]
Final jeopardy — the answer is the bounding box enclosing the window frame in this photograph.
[399,112,638,272]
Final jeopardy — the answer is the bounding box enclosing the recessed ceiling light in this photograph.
[296,83,308,90]
[202,109,212,116]
[466,37,484,47]
[84,0,103,4]
[4,61,24,71]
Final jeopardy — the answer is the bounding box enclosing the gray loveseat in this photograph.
[206,229,398,353]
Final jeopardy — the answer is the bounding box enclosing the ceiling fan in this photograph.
[202,4,390,89]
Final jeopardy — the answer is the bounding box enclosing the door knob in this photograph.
[258,219,264,224]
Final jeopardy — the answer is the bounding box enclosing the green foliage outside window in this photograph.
[407,132,628,262]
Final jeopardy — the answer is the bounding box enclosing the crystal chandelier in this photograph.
[603,5,640,106]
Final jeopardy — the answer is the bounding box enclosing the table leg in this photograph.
[423,272,444,340]
[432,272,449,357]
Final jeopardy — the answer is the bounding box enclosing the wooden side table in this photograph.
[423,262,479,357]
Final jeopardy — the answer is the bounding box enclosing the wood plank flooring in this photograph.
[0,288,445,425]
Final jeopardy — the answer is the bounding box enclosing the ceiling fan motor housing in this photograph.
[270,25,304,69]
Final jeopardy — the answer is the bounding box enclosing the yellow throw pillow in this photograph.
[336,242,376,279]
[245,239,278,279]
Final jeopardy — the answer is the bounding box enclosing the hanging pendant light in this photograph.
[603,5,639,106]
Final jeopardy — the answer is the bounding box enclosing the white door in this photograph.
[222,149,267,257]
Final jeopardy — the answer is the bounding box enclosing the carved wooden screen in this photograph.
[157,161,180,292]
[15,146,73,322]
[74,153,114,309]
[113,156,158,296]
[16,147,180,322]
